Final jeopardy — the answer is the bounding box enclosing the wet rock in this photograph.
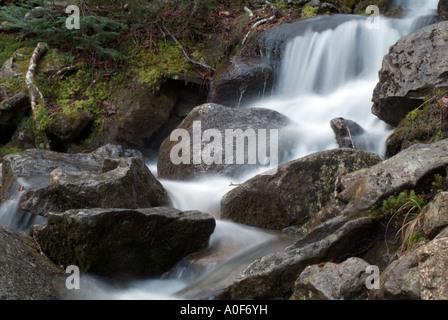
[213,217,379,300]
[259,14,365,59]
[1,144,144,203]
[423,192,448,239]
[0,225,62,300]
[335,139,448,215]
[209,58,274,108]
[157,103,295,180]
[30,208,216,277]
[0,92,30,127]
[20,157,169,217]
[47,110,93,142]
[370,248,421,300]
[372,21,448,127]
[291,257,371,300]
[418,237,448,300]
[330,118,366,150]
[221,149,381,230]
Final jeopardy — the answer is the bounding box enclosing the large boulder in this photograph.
[0,225,62,300]
[290,257,371,300]
[157,103,296,180]
[372,21,448,127]
[30,208,216,277]
[418,237,448,300]
[221,149,381,230]
[19,157,169,217]
[210,217,379,300]
[1,144,147,203]
[208,58,274,108]
[335,139,448,215]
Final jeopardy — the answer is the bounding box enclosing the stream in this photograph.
[0,0,440,300]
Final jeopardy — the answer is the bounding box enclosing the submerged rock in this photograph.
[372,21,448,127]
[30,208,216,277]
[157,103,296,180]
[221,149,381,230]
[0,225,62,300]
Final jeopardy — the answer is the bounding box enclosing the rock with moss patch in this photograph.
[47,109,93,143]
[19,156,169,217]
[30,207,216,277]
[0,225,62,300]
[221,149,381,230]
[372,21,448,127]
[335,139,448,216]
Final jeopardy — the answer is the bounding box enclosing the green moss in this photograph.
[0,145,22,156]
[302,6,319,19]
[131,41,197,91]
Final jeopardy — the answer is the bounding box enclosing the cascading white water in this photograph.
[30,0,443,300]
[252,0,440,160]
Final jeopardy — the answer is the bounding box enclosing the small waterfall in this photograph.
[0,164,47,232]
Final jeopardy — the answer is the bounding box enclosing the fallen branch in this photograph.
[346,126,357,150]
[26,42,48,114]
[162,25,216,73]
[56,65,78,77]
[242,15,275,45]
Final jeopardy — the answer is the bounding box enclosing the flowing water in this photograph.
[0,0,440,300]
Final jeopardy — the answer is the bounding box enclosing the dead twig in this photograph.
[162,25,216,73]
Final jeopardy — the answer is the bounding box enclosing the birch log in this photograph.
[26,42,48,114]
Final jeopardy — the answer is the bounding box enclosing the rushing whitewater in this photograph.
[0,0,441,300]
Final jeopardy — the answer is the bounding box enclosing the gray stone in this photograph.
[291,257,371,300]
[0,225,62,300]
[418,237,448,300]
[423,192,448,239]
[30,207,216,277]
[221,149,381,230]
[19,156,169,217]
[157,103,296,180]
[372,21,448,127]
[335,139,448,215]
